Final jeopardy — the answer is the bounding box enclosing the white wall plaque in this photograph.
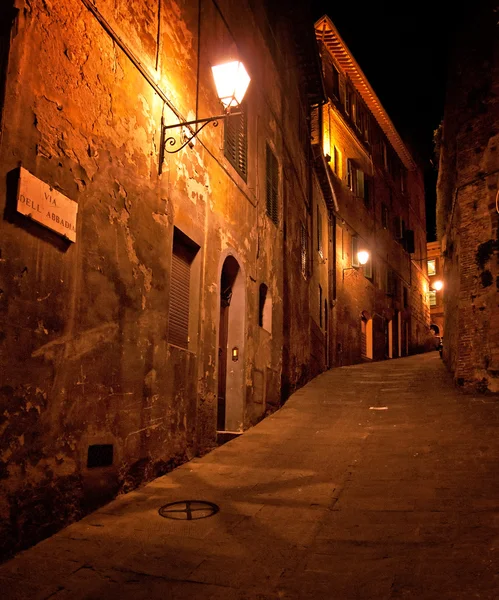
[17,167,78,242]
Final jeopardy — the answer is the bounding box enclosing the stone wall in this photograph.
[436,1,499,392]
[0,0,319,559]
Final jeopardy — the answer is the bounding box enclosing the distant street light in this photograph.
[357,250,370,265]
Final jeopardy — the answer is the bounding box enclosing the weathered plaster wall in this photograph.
[0,0,312,560]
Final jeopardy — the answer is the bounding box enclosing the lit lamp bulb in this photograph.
[211,61,251,110]
[357,250,369,265]
[433,280,443,291]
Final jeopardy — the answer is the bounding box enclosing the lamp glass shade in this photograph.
[433,280,443,291]
[357,250,369,265]
[211,61,250,109]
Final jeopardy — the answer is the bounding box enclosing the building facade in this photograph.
[0,0,327,558]
[427,241,444,341]
[436,1,499,392]
[0,2,428,559]
[313,16,430,366]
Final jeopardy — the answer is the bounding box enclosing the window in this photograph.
[356,169,365,199]
[324,60,340,101]
[381,203,389,229]
[258,283,272,332]
[300,222,308,277]
[394,215,404,239]
[224,106,247,180]
[332,64,340,100]
[168,228,199,349]
[427,259,436,276]
[355,103,363,132]
[363,113,371,144]
[429,290,437,306]
[347,159,354,191]
[317,205,323,256]
[266,143,279,225]
[333,146,340,176]
[387,269,398,297]
[351,235,359,267]
[382,141,388,170]
[345,86,352,115]
[319,284,323,328]
[364,256,373,280]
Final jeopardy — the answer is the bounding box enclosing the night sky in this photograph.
[311,1,453,241]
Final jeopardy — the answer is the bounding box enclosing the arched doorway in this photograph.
[217,255,245,432]
[430,324,440,336]
[361,311,373,360]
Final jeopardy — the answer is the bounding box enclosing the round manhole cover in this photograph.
[158,500,220,520]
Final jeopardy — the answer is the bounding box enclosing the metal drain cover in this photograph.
[158,500,219,520]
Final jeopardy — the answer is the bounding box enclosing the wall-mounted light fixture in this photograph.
[231,346,239,362]
[343,249,370,280]
[431,280,443,291]
[161,61,250,155]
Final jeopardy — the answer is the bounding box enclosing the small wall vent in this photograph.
[87,444,114,468]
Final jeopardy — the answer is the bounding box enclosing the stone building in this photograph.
[427,240,444,340]
[0,0,326,558]
[313,16,429,366]
[436,1,499,392]
[0,2,428,559]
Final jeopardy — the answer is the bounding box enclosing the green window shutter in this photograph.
[224,107,247,180]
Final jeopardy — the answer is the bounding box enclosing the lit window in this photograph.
[427,259,436,276]
[333,146,340,176]
[429,290,437,306]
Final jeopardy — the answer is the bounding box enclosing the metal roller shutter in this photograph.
[168,249,191,349]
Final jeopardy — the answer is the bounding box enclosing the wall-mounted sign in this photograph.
[17,167,78,242]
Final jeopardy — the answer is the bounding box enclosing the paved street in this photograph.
[1,352,498,599]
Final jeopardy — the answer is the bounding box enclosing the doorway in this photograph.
[217,255,245,432]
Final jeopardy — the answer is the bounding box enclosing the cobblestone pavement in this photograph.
[1,352,498,599]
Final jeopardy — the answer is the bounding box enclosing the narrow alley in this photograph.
[1,352,498,599]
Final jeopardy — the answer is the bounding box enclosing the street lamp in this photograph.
[161,60,251,154]
[357,250,369,265]
[432,280,443,291]
[211,61,251,109]
[343,249,370,279]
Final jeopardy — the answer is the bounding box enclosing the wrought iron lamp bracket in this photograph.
[160,107,241,157]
